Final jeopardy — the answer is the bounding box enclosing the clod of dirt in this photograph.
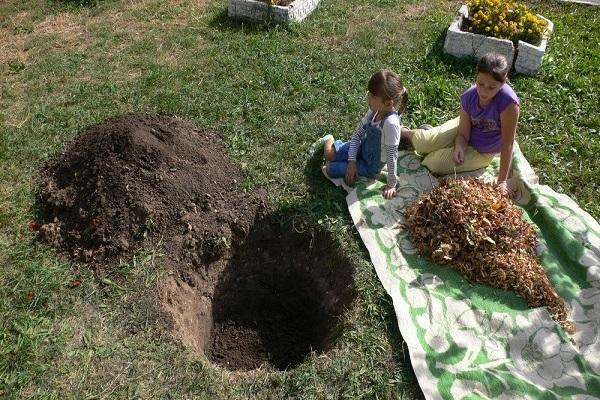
[37,113,268,273]
[404,178,575,334]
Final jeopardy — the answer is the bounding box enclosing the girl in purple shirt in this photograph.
[401,53,520,197]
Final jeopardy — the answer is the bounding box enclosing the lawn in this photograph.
[1,0,599,398]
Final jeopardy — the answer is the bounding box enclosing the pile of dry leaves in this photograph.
[405,177,574,334]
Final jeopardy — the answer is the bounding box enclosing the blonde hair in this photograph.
[368,69,408,113]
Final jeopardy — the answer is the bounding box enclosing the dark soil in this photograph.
[205,216,356,371]
[37,113,356,371]
[37,113,268,273]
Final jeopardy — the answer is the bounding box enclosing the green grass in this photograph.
[1,0,599,397]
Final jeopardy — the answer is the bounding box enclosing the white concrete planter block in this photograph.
[228,0,320,23]
[514,15,553,75]
[443,5,553,75]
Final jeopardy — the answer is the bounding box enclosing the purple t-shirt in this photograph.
[460,84,520,153]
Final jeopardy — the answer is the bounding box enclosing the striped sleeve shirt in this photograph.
[348,110,400,188]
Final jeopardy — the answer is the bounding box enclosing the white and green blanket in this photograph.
[325,143,600,399]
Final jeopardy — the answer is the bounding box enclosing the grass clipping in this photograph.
[405,178,575,334]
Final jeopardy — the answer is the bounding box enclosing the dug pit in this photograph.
[162,215,356,371]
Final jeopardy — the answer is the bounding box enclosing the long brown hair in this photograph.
[368,69,408,113]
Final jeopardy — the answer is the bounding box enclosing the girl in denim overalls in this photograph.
[323,70,408,200]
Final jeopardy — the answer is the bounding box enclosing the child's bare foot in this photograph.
[398,127,415,151]
[400,127,415,141]
[324,137,336,161]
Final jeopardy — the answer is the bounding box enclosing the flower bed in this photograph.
[443,3,553,74]
[228,0,320,23]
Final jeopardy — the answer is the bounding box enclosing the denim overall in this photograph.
[328,110,397,179]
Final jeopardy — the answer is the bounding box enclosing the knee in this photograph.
[326,161,346,178]
[422,154,454,175]
[324,137,336,161]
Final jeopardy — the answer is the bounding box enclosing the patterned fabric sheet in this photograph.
[324,143,600,399]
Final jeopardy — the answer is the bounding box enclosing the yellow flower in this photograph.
[468,0,543,42]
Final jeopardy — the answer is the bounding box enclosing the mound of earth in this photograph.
[405,177,574,333]
[36,113,357,371]
[37,113,269,272]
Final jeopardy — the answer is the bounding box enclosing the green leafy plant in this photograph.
[464,0,548,46]
[141,217,155,239]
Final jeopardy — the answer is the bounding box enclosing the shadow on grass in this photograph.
[303,146,423,397]
[424,28,476,77]
[423,27,540,84]
[50,0,101,7]
[300,143,349,222]
[207,8,297,34]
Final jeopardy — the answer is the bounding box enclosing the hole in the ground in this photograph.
[203,215,356,371]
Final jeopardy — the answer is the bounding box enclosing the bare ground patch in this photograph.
[1,0,211,127]
[1,11,85,65]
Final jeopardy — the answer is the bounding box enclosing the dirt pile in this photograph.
[37,113,268,271]
[37,113,355,371]
[405,178,574,333]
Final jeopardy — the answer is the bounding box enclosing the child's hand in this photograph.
[382,185,396,200]
[345,162,358,186]
[497,180,515,198]
[453,146,465,165]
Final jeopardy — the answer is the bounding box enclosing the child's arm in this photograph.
[453,106,472,165]
[498,102,520,195]
[346,113,370,186]
[382,145,398,199]
[382,118,400,199]
[348,113,369,161]
[347,125,365,162]
[345,126,364,186]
